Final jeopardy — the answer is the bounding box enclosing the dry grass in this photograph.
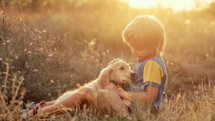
[0,61,25,120]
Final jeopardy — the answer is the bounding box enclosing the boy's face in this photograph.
[130,46,154,62]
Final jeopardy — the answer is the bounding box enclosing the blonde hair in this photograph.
[122,15,165,55]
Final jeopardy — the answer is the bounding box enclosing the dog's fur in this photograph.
[54,59,134,116]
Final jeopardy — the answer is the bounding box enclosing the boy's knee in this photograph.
[78,87,98,104]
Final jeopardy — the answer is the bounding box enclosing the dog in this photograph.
[53,58,134,116]
[26,59,134,119]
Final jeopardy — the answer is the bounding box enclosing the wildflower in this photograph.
[24,48,27,52]
[2,42,6,45]
[0,58,2,61]
[15,55,19,60]
[42,30,47,33]
[6,40,11,43]
[29,42,33,46]
[33,69,38,72]
[48,93,52,96]
[48,54,53,57]
[27,51,32,54]
[35,29,39,32]
[25,62,30,68]
[50,80,54,83]
[19,76,25,81]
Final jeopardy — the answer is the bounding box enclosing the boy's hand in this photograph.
[105,83,131,100]
[104,83,120,94]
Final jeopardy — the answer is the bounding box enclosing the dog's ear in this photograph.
[108,58,121,65]
[99,67,113,79]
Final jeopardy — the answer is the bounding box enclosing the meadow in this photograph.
[0,0,215,120]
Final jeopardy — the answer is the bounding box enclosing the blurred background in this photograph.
[0,0,215,102]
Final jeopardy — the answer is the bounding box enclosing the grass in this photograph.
[0,0,215,120]
[0,64,214,120]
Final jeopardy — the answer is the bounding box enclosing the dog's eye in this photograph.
[119,66,124,70]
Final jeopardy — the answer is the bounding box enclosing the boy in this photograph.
[109,15,167,114]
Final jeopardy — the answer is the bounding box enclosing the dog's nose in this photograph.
[130,73,135,80]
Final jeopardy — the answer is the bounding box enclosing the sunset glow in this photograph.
[125,0,213,11]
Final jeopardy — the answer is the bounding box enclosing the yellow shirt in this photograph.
[143,61,164,85]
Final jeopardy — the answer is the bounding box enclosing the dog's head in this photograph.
[100,58,135,86]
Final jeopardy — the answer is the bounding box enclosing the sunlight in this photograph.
[125,0,213,11]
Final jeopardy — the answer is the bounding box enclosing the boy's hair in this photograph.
[122,15,165,55]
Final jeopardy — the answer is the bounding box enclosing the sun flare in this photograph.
[125,0,213,11]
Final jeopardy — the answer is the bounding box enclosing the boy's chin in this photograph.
[137,58,144,62]
[136,55,155,62]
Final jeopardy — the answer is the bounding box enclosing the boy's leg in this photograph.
[98,90,129,116]
[28,87,98,117]
[45,100,56,106]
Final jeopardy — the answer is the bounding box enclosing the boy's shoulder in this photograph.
[136,55,167,74]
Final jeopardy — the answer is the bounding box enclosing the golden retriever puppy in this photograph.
[28,59,134,118]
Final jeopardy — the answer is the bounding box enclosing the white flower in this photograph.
[15,55,19,60]
[19,76,25,81]
[27,51,32,54]
[6,40,11,43]
[48,93,52,96]
[25,62,30,68]
[33,69,38,72]
[50,80,54,83]
[48,54,53,57]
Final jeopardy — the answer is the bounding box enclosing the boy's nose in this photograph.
[130,72,135,80]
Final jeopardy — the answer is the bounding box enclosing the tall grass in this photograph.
[0,60,25,120]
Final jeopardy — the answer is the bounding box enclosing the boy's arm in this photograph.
[106,84,158,103]
[118,85,158,103]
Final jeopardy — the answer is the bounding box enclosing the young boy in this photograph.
[110,15,167,114]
